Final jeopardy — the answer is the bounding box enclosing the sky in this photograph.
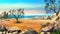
[0,0,48,15]
[0,0,59,15]
[0,0,44,4]
[0,0,45,10]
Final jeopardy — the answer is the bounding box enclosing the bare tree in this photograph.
[11,9,20,23]
[17,9,24,18]
[45,0,56,14]
[9,9,24,23]
[17,9,21,18]
[45,0,50,13]
[2,11,8,19]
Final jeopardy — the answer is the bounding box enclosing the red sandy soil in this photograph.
[0,19,54,32]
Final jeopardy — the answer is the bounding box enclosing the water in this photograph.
[8,14,53,18]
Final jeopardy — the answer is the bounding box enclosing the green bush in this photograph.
[52,30,60,34]
[55,30,60,34]
[0,30,2,32]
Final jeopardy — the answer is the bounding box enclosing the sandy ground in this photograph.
[0,18,54,32]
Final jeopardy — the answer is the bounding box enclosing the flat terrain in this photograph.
[0,19,54,32]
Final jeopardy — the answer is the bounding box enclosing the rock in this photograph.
[24,28,38,34]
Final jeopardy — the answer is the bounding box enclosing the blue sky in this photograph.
[0,0,44,4]
[0,0,58,15]
[0,0,45,10]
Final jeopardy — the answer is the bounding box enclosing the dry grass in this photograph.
[0,18,54,32]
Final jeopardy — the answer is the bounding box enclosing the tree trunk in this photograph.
[13,14,20,23]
